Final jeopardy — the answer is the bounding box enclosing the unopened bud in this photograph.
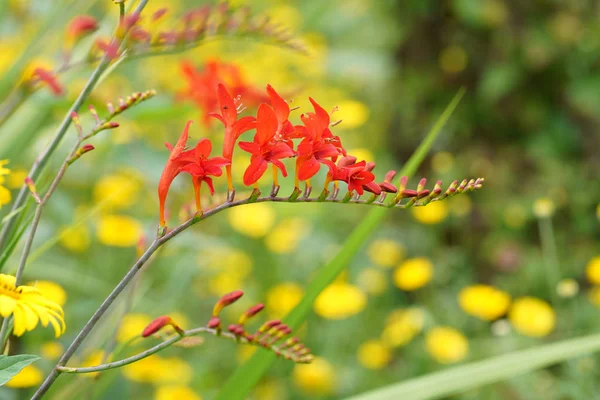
[207,317,221,329]
[142,316,183,337]
[384,170,396,183]
[212,290,244,316]
[24,177,41,203]
[66,16,99,46]
[67,145,95,165]
[258,320,281,333]
[238,304,264,325]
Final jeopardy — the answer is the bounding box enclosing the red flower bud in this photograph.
[212,290,244,316]
[379,182,398,193]
[384,170,396,183]
[66,16,98,44]
[258,320,281,333]
[238,303,264,325]
[142,316,183,337]
[207,317,221,329]
[32,68,63,96]
[401,189,418,198]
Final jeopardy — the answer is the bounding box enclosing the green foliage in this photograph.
[0,355,40,386]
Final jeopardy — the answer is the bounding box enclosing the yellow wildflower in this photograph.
[97,214,143,247]
[346,148,374,164]
[155,385,202,400]
[0,159,10,176]
[6,365,43,388]
[425,326,469,364]
[266,282,303,318]
[314,282,366,319]
[533,198,555,218]
[293,357,335,396]
[334,100,370,129]
[440,45,468,74]
[7,168,27,189]
[198,247,253,278]
[357,339,391,370]
[117,313,153,343]
[556,278,579,298]
[81,350,106,378]
[40,341,64,360]
[431,151,454,173]
[59,224,91,253]
[228,203,275,238]
[458,284,511,321]
[29,280,67,307]
[585,256,600,285]
[358,268,388,295]
[587,287,600,308]
[265,217,310,254]
[367,239,405,267]
[411,201,449,224]
[0,274,65,337]
[123,355,192,384]
[94,171,142,210]
[508,297,555,337]
[393,257,433,291]
[254,379,286,400]
[381,308,424,347]
[208,273,242,296]
[0,159,11,209]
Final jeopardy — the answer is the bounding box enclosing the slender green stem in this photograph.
[538,216,560,303]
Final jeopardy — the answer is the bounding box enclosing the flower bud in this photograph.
[212,290,244,317]
[32,68,63,96]
[258,320,281,333]
[66,16,99,46]
[207,317,221,329]
[142,316,183,337]
[25,177,41,203]
[238,304,264,325]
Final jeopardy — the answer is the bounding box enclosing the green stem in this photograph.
[538,216,560,303]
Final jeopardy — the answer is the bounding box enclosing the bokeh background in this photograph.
[1,0,600,399]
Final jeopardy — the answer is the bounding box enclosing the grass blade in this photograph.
[345,333,600,400]
[216,88,466,400]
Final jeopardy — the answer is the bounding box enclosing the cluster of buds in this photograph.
[158,78,485,227]
[207,291,313,364]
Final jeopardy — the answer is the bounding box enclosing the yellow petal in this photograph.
[0,295,16,317]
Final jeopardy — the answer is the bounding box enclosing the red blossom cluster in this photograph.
[158,81,398,227]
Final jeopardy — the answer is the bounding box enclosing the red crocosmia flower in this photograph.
[266,84,294,143]
[32,68,63,96]
[177,138,230,211]
[238,104,295,186]
[331,158,381,196]
[66,15,98,45]
[210,84,256,188]
[158,121,194,226]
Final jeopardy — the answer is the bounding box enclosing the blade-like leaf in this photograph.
[345,332,600,400]
[0,354,40,386]
[216,88,466,400]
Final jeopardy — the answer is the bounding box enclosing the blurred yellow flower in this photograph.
[556,278,579,298]
[314,282,366,319]
[458,284,511,321]
[533,198,555,218]
[40,341,64,360]
[6,365,43,388]
[358,268,388,295]
[508,297,555,337]
[596,203,600,222]
[504,204,527,229]
[381,308,424,347]
[94,171,142,210]
[117,313,152,343]
[123,355,192,384]
[30,280,67,307]
[449,195,472,217]
[0,159,11,209]
[481,0,509,27]
[585,256,600,285]
[199,247,253,278]
[254,379,286,400]
[293,357,335,396]
[265,217,310,254]
[367,239,405,267]
[357,339,391,370]
[237,344,257,362]
[59,224,91,253]
[425,326,469,364]
[347,148,374,164]
[155,385,202,400]
[0,274,65,337]
[7,168,27,189]
[334,100,370,129]
[431,151,454,173]
[439,45,468,74]
[393,257,433,291]
[587,287,600,308]
[228,203,275,238]
[208,273,242,296]
[97,214,143,247]
[266,282,303,318]
[411,201,449,224]
[81,350,106,378]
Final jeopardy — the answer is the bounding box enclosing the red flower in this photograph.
[266,84,294,143]
[32,68,63,96]
[66,16,98,45]
[178,138,230,211]
[330,157,381,195]
[238,103,295,186]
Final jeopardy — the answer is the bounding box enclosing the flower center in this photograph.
[0,281,23,300]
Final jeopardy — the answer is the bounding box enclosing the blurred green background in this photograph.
[1,0,600,399]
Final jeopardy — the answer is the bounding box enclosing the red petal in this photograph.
[309,97,330,134]
[238,141,260,154]
[217,84,237,126]
[204,176,215,195]
[195,138,212,159]
[232,116,257,138]
[271,159,288,177]
[266,84,289,123]
[297,157,320,181]
[256,104,278,145]
[243,157,268,186]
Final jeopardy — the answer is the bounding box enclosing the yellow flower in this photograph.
[439,45,468,74]
[367,239,405,267]
[314,282,366,320]
[293,357,335,396]
[587,287,600,308]
[508,297,555,337]
[0,274,65,337]
[381,308,424,347]
[94,171,142,210]
[411,201,449,224]
[207,272,243,296]
[346,148,374,164]
[357,339,391,370]
[265,217,310,254]
[393,257,433,291]
[425,326,469,364]
[97,214,143,247]
[585,256,600,285]
[228,203,275,238]
[0,184,10,209]
[556,278,579,298]
[7,168,27,189]
[29,281,67,307]
[458,284,511,321]
[431,151,454,173]
[40,341,64,360]
[123,355,192,384]
[117,313,152,343]
[266,282,303,318]
[198,247,253,278]
[334,100,370,129]
[533,198,555,218]
[254,379,286,400]
[0,159,10,176]
[6,364,43,388]
[59,224,91,253]
[81,350,106,378]
[155,385,202,400]
[358,268,388,295]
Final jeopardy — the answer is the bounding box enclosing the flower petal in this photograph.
[243,157,268,186]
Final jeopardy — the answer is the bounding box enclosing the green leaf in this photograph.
[345,333,600,400]
[216,88,466,400]
[0,354,40,386]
